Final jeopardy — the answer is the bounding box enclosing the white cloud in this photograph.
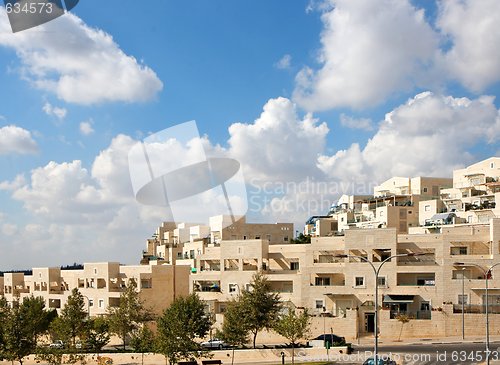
[294,0,439,110]
[79,120,94,136]
[437,0,500,92]
[0,174,26,191]
[42,102,67,120]
[0,10,163,105]
[0,125,38,155]
[228,97,329,182]
[319,92,500,182]
[275,54,292,70]
[339,114,373,131]
[2,223,18,236]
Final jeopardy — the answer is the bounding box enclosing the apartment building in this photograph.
[188,217,500,340]
[419,157,500,228]
[308,177,453,236]
[142,215,294,264]
[2,262,189,316]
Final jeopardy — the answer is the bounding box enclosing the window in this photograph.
[228,283,238,293]
[98,299,104,308]
[189,250,195,259]
[491,162,495,169]
[468,215,473,223]
[88,299,94,307]
[284,236,289,242]
[315,300,324,309]
[243,235,247,240]
[315,277,331,286]
[420,301,430,311]
[266,234,271,241]
[377,276,387,287]
[451,246,468,255]
[379,211,383,217]
[423,187,428,193]
[255,235,261,239]
[290,261,299,270]
[94,268,98,275]
[355,277,365,287]
[424,205,431,212]
[458,295,468,305]
[341,217,344,222]
[417,278,435,286]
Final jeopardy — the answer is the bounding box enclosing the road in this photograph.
[344,341,500,364]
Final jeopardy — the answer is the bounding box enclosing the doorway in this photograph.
[365,313,375,333]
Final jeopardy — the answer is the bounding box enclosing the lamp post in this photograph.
[462,267,465,340]
[81,294,91,319]
[454,262,500,365]
[335,252,426,364]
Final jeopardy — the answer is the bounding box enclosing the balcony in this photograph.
[452,304,500,314]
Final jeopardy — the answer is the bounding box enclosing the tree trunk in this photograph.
[231,346,235,365]
[253,331,258,349]
[291,342,295,365]
[398,323,404,341]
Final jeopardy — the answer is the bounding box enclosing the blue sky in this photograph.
[0,0,499,269]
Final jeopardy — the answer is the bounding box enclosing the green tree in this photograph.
[395,313,411,341]
[156,294,212,364]
[273,308,310,364]
[2,297,53,365]
[216,299,250,365]
[130,325,155,365]
[108,279,153,350]
[86,316,110,353]
[239,272,282,348]
[58,288,88,348]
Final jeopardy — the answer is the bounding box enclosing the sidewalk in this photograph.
[354,335,500,347]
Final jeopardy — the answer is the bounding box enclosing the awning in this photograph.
[383,295,415,304]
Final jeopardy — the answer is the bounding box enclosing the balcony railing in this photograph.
[452,304,500,314]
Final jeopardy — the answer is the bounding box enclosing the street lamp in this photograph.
[335,252,427,364]
[461,267,465,340]
[81,294,91,319]
[454,262,500,365]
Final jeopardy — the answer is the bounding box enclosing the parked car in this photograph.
[49,340,64,349]
[312,334,346,346]
[363,357,397,365]
[200,338,228,349]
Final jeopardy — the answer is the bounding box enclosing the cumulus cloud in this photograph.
[275,54,292,69]
[42,102,67,120]
[437,0,500,92]
[228,97,329,182]
[294,0,500,111]
[0,174,26,191]
[79,120,94,136]
[294,0,439,110]
[340,114,373,131]
[0,9,163,105]
[319,92,500,182]
[0,125,38,155]
[1,223,17,236]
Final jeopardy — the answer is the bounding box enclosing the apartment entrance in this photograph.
[364,313,375,333]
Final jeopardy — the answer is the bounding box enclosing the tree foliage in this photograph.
[87,316,110,353]
[107,279,153,349]
[131,325,155,365]
[273,307,310,364]
[56,288,88,347]
[216,299,251,365]
[239,272,282,348]
[1,296,53,365]
[156,293,212,364]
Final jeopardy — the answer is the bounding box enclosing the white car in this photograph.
[49,340,64,349]
[200,338,227,349]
